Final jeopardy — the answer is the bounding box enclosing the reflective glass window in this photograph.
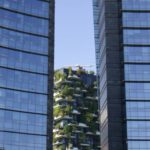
[126,83,150,100]
[100,87,107,108]
[128,141,150,150]
[123,0,150,10]
[0,68,48,93]
[0,132,46,150]
[123,12,150,27]
[125,64,150,81]
[127,121,150,140]
[0,110,47,134]
[124,29,150,45]
[124,47,150,63]
[0,9,49,35]
[0,0,49,18]
[0,88,47,113]
[126,102,150,119]
[0,48,48,74]
[0,28,48,54]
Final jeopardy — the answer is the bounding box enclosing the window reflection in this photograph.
[0,88,47,113]
[128,141,150,150]
[127,102,150,119]
[0,110,47,134]
[123,0,150,10]
[0,28,48,54]
[126,83,150,100]
[123,12,150,27]
[125,64,150,81]
[124,29,150,45]
[0,68,48,93]
[0,48,48,74]
[124,47,150,63]
[0,0,49,18]
[0,9,49,36]
[0,132,46,150]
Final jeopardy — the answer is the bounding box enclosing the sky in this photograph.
[55,0,96,71]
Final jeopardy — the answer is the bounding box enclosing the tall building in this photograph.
[53,67,100,150]
[93,0,150,150]
[0,0,54,150]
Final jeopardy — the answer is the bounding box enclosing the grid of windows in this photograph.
[0,0,49,18]
[0,0,50,149]
[0,132,46,150]
[125,64,150,81]
[126,83,150,100]
[0,47,48,74]
[0,28,48,54]
[0,9,49,36]
[123,0,150,11]
[123,0,150,149]
[128,121,150,140]
[0,88,47,114]
[123,13,150,28]
[0,110,47,134]
[124,29,150,45]
[124,47,150,63]
[0,68,48,93]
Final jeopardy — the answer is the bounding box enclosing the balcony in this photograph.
[73,93,81,97]
[55,134,67,139]
[86,96,94,100]
[63,79,73,84]
[68,75,80,80]
[53,141,64,146]
[78,123,88,128]
[82,89,87,93]
[53,129,60,133]
[54,78,63,85]
[96,131,100,135]
[55,97,63,102]
[92,113,98,117]
[71,147,79,150]
[72,110,81,115]
[79,106,88,110]
[73,130,82,133]
[54,115,73,121]
[86,132,94,135]
[80,143,90,147]
[54,92,60,97]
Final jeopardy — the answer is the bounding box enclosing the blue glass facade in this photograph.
[123,0,150,149]
[0,0,54,150]
[93,0,150,150]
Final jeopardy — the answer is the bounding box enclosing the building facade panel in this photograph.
[122,0,150,149]
[0,0,49,18]
[93,0,150,149]
[0,0,54,149]
[93,0,124,150]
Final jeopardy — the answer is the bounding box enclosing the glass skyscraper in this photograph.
[0,0,54,150]
[93,0,150,150]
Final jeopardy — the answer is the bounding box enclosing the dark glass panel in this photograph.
[0,28,48,54]
[124,29,150,45]
[0,0,49,18]
[0,132,46,150]
[0,48,48,73]
[124,47,150,63]
[123,12,150,27]
[126,83,150,100]
[0,88,47,113]
[0,68,48,93]
[125,64,150,81]
[123,0,150,10]
[0,9,49,35]
[0,110,47,134]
